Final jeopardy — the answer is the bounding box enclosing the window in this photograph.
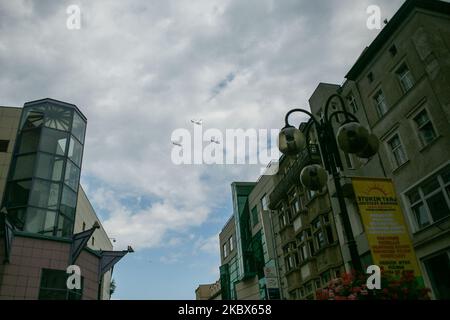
[279,212,287,229]
[56,214,73,237]
[367,72,374,83]
[414,109,436,146]
[283,243,298,271]
[251,206,259,227]
[64,160,80,191]
[314,279,321,290]
[12,154,36,180]
[388,134,407,168]
[423,251,450,299]
[223,243,228,259]
[389,45,398,56]
[311,215,335,251]
[321,271,331,285]
[40,128,68,156]
[261,194,268,211]
[68,137,83,166]
[346,94,358,113]
[60,185,77,218]
[315,230,325,249]
[35,153,64,181]
[24,208,56,235]
[229,236,234,252]
[5,180,31,208]
[374,90,388,118]
[82,222,86,231]
[396,63,414,92]
[0,140,9,152]
[71,112,86,144]
[39,269,83,300]
[91,237,95,246]
[17,129,40,154]
[29,180,60,210]
[22,111,44,129]
[407,166,450,230]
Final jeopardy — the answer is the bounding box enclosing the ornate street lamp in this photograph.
[278,94,380,273]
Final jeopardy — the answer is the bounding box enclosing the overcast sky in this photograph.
[0,0,408,299]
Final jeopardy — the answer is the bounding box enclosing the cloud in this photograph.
[0,0,408,255]
[195,234,220,255]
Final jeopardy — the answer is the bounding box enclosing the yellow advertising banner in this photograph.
[352,177,422,278]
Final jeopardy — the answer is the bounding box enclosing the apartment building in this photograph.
[308,0,450,299]
[267,123,345,300]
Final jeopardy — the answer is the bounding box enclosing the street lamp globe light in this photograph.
[278,125,306,156]
[300,164,328,191]
[336,122,370,154]
[356,133,379,158]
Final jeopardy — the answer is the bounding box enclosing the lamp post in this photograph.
[278,94,379,274]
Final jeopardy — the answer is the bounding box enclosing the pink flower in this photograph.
[348,294,357,300]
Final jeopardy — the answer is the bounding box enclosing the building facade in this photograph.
[0,99,129,300]
[195,281,221,300]
[218,180,282,300]
[308,0,450,299]
[212,0,450,300]
[267,125,346,300]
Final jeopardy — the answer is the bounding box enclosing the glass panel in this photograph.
[422,177,440,195]
[420,123,436,145]
[29,180,60,210]
[71,112,86,144]
[325,225,334,243]
[35,153,64,181]
[5,180,31,207]
[8,208,27,229]
[68,137,82,166]
[24,208,56,235]
[427,192,450,222]
[44,105,72,131]
[56,214,73,237]
[413,203,430,229]
[17,129,40,154]
[64,160,80,191]
[424,253,450,299]
[414,110,429,127]
[60,186,77,218]
[408,188,421,204]
[21,111,44,130]
[11,154,36,180]
[315,231,325,249]
[39,128,68,156]
[442,167,450,184]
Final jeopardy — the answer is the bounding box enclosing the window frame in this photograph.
[396,62,415,93]
[346,93,358,114]
[373,89,388,118]
[412,108,437,148]
[406,167,450,232]
[386,132,408,170]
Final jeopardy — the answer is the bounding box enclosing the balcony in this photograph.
[279,225,295,246]
[286,269,302,291]
[268,144,320,210]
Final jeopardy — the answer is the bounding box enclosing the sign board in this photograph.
[265,277,279,289]
[352,177,422,278]
[263,266,277,278]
